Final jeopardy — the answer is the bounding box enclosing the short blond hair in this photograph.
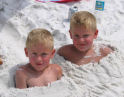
[70,11,97,32]
[26,28,54,50]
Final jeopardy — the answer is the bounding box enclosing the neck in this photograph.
[73,45,94,57]
[28,63,45,75]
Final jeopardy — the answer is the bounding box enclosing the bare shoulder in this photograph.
[15,64,28,88]
[50,64,62,79]
[50,64,62,72]
[15,65,28,79]
[57,44,73,56]
[100,45,113,57]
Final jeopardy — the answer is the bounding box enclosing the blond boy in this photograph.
[58,11,113,65]
[15,28,62,89]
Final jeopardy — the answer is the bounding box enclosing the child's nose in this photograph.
[79,37,85,42]
[37,56,43,62]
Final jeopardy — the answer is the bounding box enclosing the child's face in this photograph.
[25,43,55,72]
[70,25,98,52]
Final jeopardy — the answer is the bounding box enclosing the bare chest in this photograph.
[67,53,103,65]
[27,71,57,87]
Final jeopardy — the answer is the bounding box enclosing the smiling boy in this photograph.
[15,28,62,89]
[58,11,113,65]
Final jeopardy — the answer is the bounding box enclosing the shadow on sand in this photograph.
[0,0,30,32]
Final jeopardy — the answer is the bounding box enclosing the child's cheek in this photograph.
[29,57,36,64]
[73,39,78,44]
[86,37,94,44]
[43,57,50,63]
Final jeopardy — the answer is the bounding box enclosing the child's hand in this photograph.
[0,58,3,65]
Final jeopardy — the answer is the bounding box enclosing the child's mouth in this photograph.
[37,63,43,66]
[78,44,86,46]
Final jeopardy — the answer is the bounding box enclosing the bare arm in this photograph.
[57,47,63,56]
[56,65,63,80]
[15,69,27,89]
[57,45,71,57]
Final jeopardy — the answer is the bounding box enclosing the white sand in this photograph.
[0,0,124,96]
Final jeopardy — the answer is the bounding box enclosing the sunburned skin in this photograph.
[83,45,102,62]
[58,24,113,65]
[58,44,113,65]
[16,63,62,88]
[15,29,63,89]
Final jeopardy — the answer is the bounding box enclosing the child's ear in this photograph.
[69,30,72,39]
[24,48,28,57]
[50,49,56,59]
[94,29,98,39]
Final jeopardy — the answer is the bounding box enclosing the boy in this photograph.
[58,11,113,65]
[15,28,62,89]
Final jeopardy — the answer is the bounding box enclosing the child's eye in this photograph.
[32,53,37,57]
[74,35,79,38]
[83,34,89,38]
[41,53,48,57]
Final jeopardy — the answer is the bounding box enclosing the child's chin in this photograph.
[36,65,48,72]
[77,47,88,52]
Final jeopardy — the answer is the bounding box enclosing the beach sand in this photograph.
[0,0,124,96]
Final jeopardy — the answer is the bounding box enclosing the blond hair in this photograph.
[26,28,54,50]
[70,11,97,32]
